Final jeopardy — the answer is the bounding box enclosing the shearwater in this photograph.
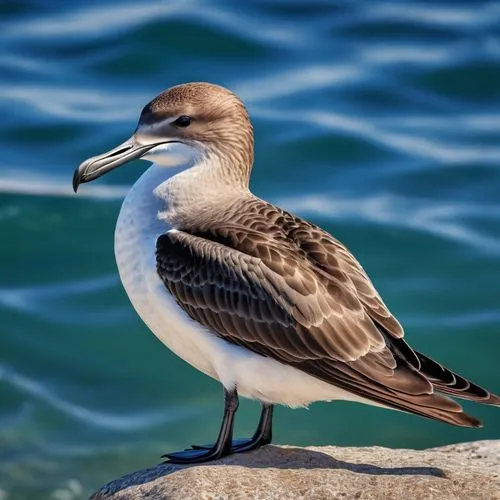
[73,82,499,464]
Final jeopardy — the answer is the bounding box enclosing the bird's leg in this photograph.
[162,387,239,464]
[190,402,274,454]
[232,402,274,452]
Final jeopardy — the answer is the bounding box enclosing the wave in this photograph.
[253,107,500,165]
[236,64,363,102]
[363,2,500,28]
[0,363,201,431]
[0,85,142,122]
[2,2,186,40]
[3,0,300,47]
[404,308,500,330]
[0,275,131,325]
[279,192,500,254]
[1,0,499,494]
[0,170,128,199]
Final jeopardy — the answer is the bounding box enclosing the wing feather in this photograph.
[155,206,497,424]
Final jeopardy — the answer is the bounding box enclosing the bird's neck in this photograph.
[153,153,252,230]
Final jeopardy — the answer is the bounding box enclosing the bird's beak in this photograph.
[73,136,159,193]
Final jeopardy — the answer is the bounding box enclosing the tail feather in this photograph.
[386,336,500,406]
[308,359,483,428]
[304,331,498,428]
[415,350,500,406]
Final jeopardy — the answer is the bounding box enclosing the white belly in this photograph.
[114,165,372,408]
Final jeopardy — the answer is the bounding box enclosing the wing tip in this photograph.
[455,412,483,428]
[483,392,500,407]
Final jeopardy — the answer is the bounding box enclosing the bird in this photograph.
[73,82,499,464]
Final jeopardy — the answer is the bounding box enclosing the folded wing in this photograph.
[156,221,497,427]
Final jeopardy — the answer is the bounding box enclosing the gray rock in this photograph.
[91,440,500,500]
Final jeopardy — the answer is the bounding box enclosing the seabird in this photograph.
[73,82,499,464]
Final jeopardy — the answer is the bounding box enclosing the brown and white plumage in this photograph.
[156,196,498,427]
[74,82,499,462]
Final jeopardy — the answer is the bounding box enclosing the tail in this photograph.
[305,333,499,429]
[335,336,499,427]
[415,350,500,406]
[309,355,488,428]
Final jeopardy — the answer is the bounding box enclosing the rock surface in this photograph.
[91,440,500,500]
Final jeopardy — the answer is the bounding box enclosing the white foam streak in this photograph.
[0,86,140,122]
[253,107,500,165]
[237,65,362,102]
[366,2,500,27]
[309,110,500,164]
[0,275,117,300]
[1,0,299,46]
[380,114,500,132]
[279,192,500,254]
[0,364,199,431]
[0,276,128,325]
[360,45,454,65]
[2,3,185,38]
[196,5,300,45]
[0,171,128,199]
[406,309,500,330]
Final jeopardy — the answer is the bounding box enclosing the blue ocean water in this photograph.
[1,1,499,497]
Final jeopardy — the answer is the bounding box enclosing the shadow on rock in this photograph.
[91,445,444,499]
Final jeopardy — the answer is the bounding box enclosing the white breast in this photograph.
[114,165,220,378]
[114,164,375,408]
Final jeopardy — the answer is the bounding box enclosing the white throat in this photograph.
[150,152,248,229]
[141,140,201,168]
[117,135,250,235]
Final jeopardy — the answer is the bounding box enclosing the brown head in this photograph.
[73,82,254,192]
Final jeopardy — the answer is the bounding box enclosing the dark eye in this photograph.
[172,115,192,128]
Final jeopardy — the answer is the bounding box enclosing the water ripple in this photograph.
[238,64,363,102]
[0,364,200,431]
[0,170,128,199]
[0,275,130,325]
[254,107,500,165]
[2,2,186,39]
[2,0,301,47]
[1,0,499,495]
[366,2,500,28]
[279,192,500,254]
[0,86,141,122]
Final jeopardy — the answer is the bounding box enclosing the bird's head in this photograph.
[73,82,253,192]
